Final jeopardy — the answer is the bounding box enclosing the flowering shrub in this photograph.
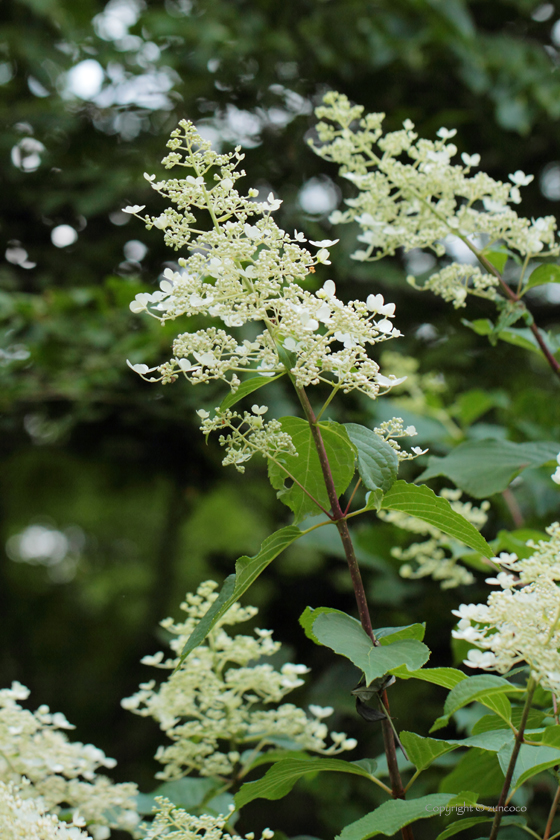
[7,92,560,840]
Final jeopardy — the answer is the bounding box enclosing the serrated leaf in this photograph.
[337,794,455,840]
[312,610,430,683]
[389,666,466,689]
[345,423,398,493]
[498,743,560,791]
[268,418,356,522]
[235,757,377,809]
[525,263,560,291]
[430,675,520,732]
[418,439,559,498]
[380,481,493,555]
[220,373,285,410]
[299,605,337,645]
[178,526,302,665]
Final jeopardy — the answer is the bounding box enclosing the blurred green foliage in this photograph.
[2,0,560,836]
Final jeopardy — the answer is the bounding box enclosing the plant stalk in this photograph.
[295,385,412,839]
[544,786,560,840]
[488,679,536,840]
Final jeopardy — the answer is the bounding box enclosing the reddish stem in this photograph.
[296,386,412,839]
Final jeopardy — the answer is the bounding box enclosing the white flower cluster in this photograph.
[196,405,297,473]
[122,581,356,781]
[379,488,490,588]
[408,264,499,309]
[373,417,428,462]
[0,682,139,837]
[310,92,559,308]
[0,780,88,840]
[453,523,560,692]
[140,798,274,840]
[126,119,403,403]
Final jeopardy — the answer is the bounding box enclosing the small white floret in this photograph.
[122,205,145,214]
[508,170,534,187]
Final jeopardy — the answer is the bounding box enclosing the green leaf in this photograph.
[244,750,310,771]
[300,607,430,685]
[389,666,466,689]
[471,709,546,736]
[450,389,507,428]
[418,439,560,498]
[400,732,458,771]
[178,526,302,665]
[463,318,560,358]
[435,815,523,840]
[337,794,455,840]
[380,481,493,555]
[493,300,526,335]
[483,249,508,274]
[268,418,356,522]
[525,263,560,291]
[235,757,377,809]
[375,624,426,643]
[220,373,285,411]
[542,726,560,749]
[498,743,560,790]
[400,730,513,772]
[345,423,399,493]
[431,675,520,732]
[308,609,430,684]
[445,791,479,808]
[439,749,504,797]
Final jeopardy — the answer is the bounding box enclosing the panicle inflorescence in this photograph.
[0,779,89,840]
[310,92,559,309]
[196,405,297,473]
[125,119,406,468]
[452,523,560,692]
[379,488,489,588]
[122,581,356,781]
[140,798,274,840]
[0,682,138,837]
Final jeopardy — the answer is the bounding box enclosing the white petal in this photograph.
[309,239,339,247]
[377,319,394,334]
[122,205,145,214]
